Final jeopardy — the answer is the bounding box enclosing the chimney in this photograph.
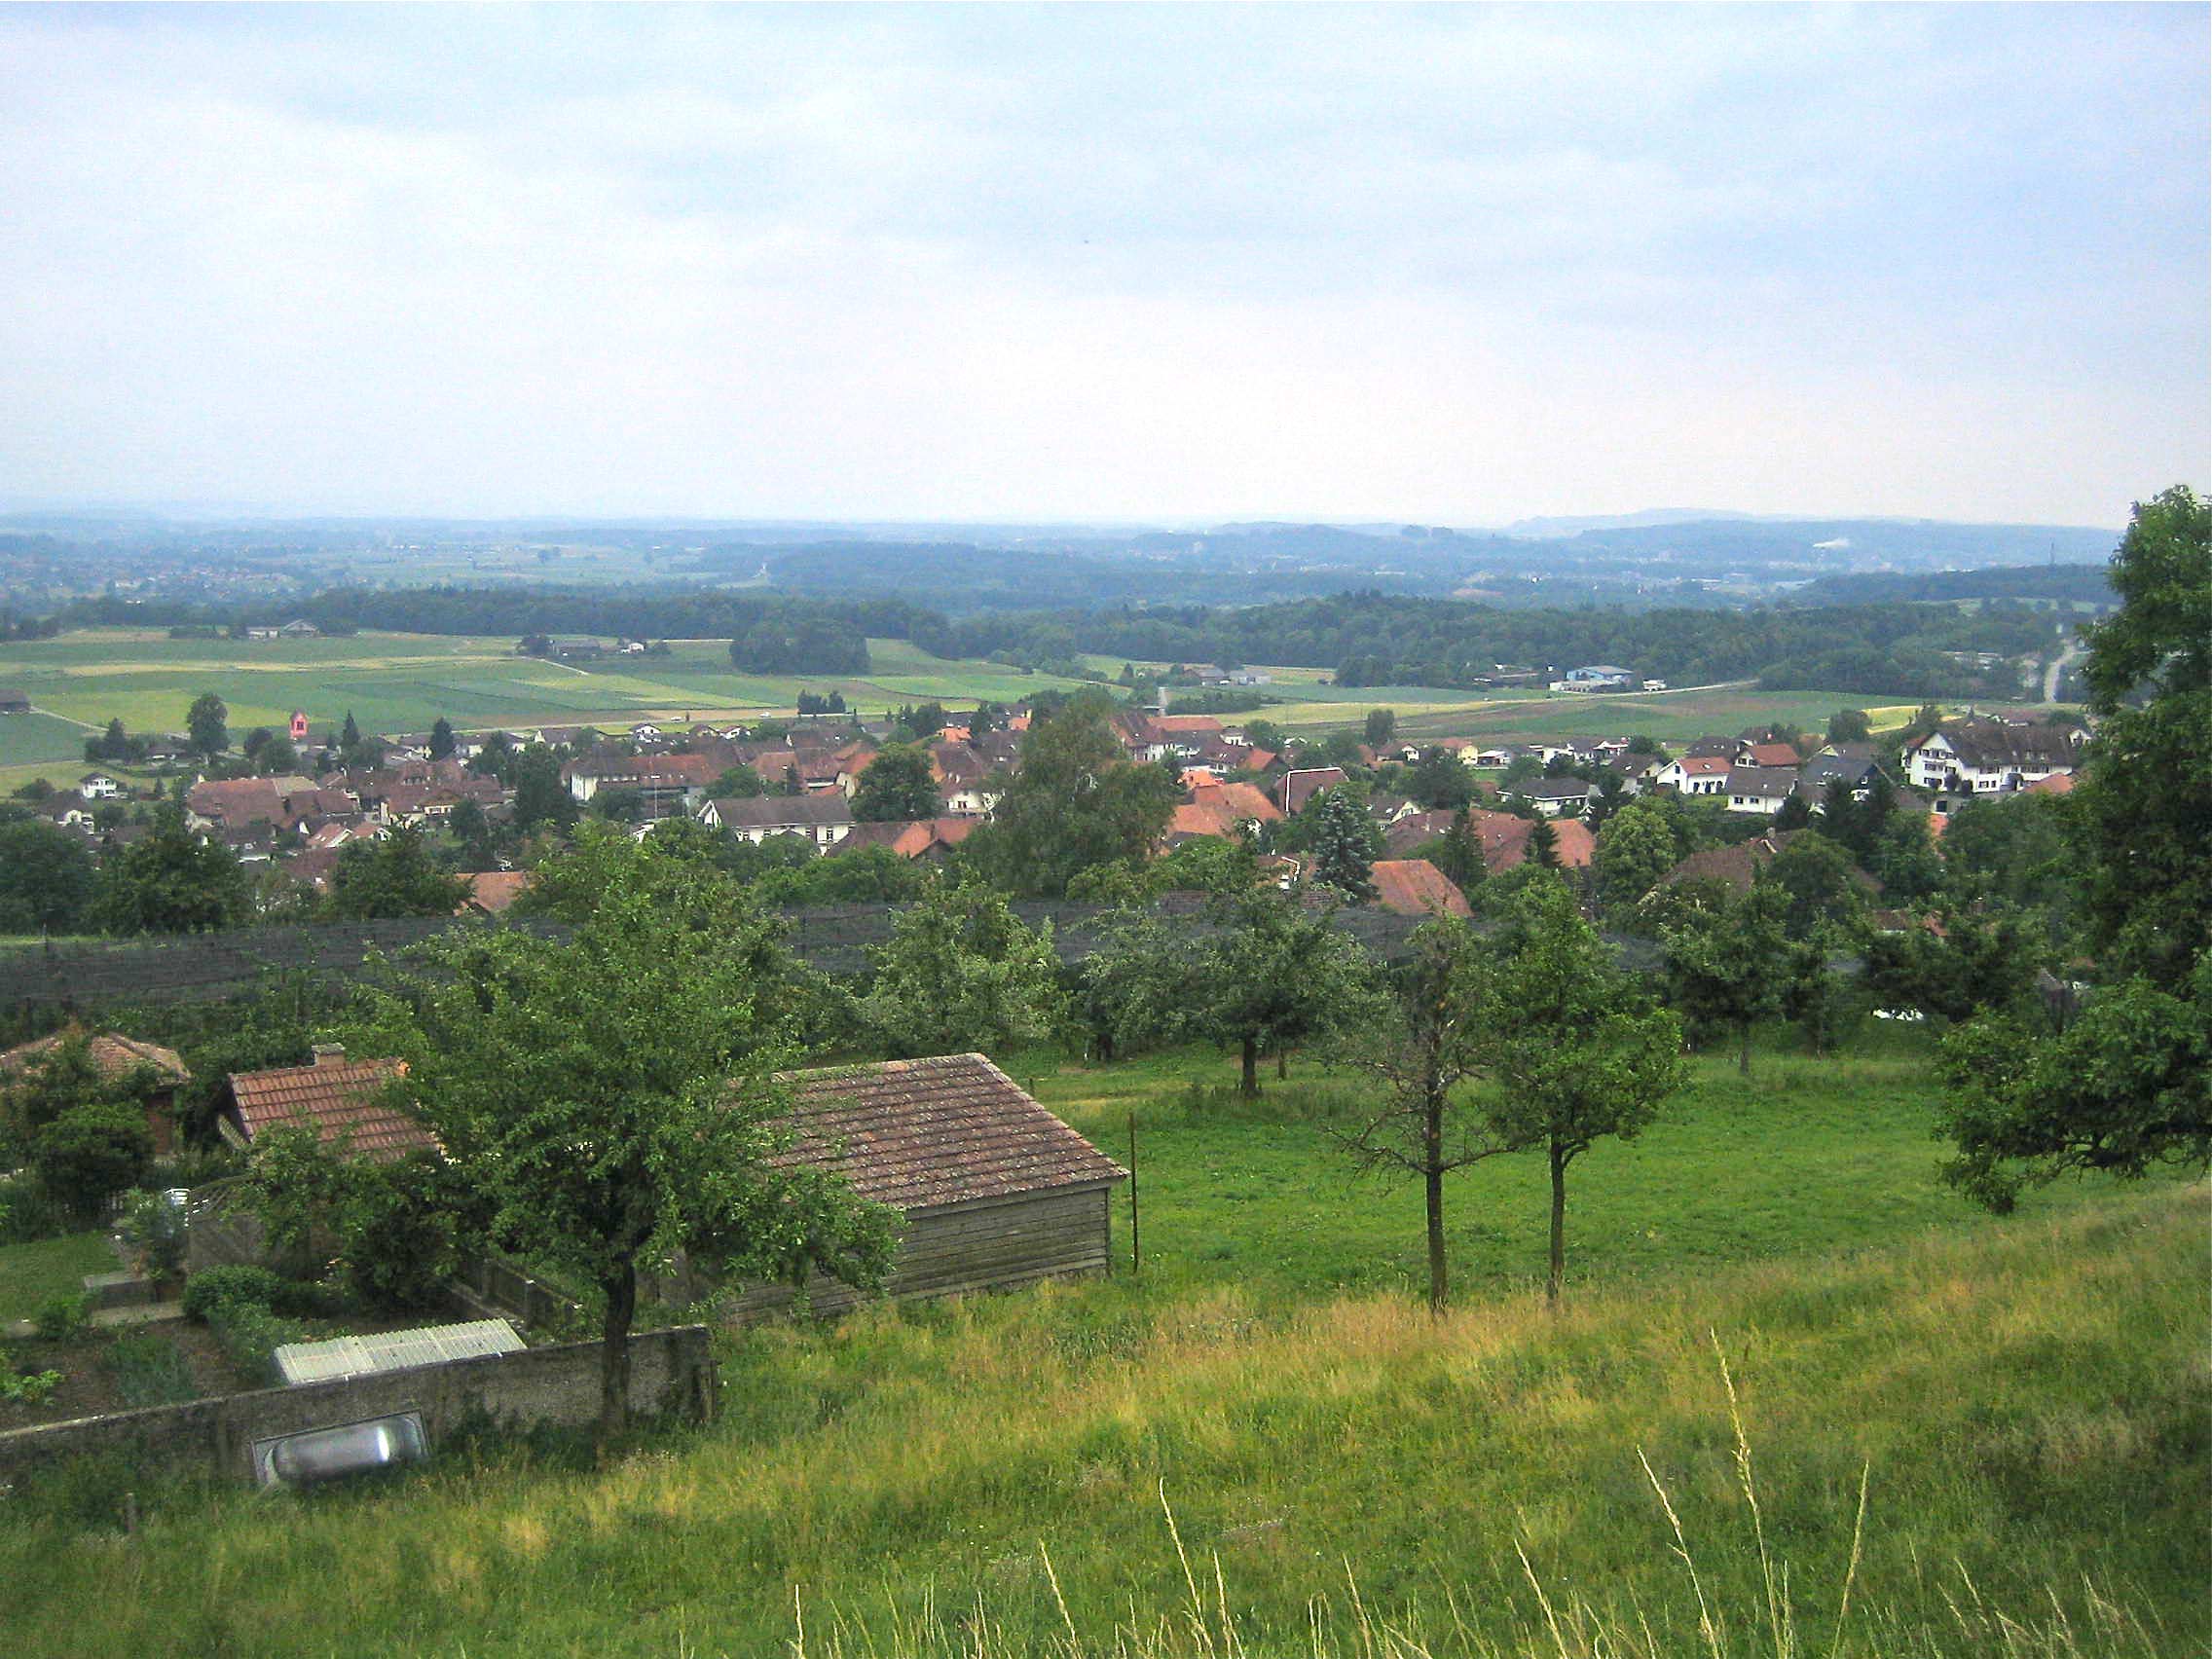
[311,1043,346,1068]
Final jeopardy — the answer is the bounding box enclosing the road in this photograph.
[2043,637,2083,703]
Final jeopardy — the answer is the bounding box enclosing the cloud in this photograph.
[0,3,2201,524]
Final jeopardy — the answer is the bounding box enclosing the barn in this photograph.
[680,1052,1127,1320]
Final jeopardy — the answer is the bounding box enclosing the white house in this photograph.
[701,793,854,848]
[1653,756,1731,796]
[1724,765,1800,816]
[78,772,125,800]
[1904,719,2084,798]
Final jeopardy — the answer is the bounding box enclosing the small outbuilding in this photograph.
[684,1052,1127,1321]
[0,1028,192,1154]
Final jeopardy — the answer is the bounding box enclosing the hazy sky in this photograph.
[2,4,2204,527]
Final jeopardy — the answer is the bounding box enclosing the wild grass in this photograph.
[0,1184,2200,1656]
[0,1232,113,1325]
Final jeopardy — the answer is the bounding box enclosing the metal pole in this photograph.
[1128,1110,1140,1278]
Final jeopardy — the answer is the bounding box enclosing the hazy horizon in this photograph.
[2,5,2204,526]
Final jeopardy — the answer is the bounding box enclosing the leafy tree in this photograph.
[187,692,229,757]
[851,744,940,822]
[1501,754,1543,790]
[469,730,515,780]
[1783,928,1861,1055]
[753,846,926,905]
[1862,906,2042,1026]
[1772,791,1814,831]
[590,787,646,825]
[33,1102,154,1225]
[1938,958,2210,1211]
[241,726,273,762]
[1763,830,1867,940]
[1406,748,1474,811]
[0,822,96,935]
[1867,812,1946,902]
[1899,703,1945,746]
[1244,719,1287,755]
[1199,890,1382,1096]
[712,763,766,799]
[856,880,1065,1058]
[90,807,251,935]
[1473,875,1685,1302]
[1330,917,1506,1311]
[429,718,457,760]
[512,744,578,833]
[447,798,495,866]
[259,736,299,775]
[346,835,897,1443]
[1586,770,1631,830]
[326,828,472,921]
[1363,708,1397,749]
[1306,789,1380,901]
[1592,800,1677,921]
[1664,881,1789,1072]
[967,695,1179,898]
[2071,484,2211,990]
[340,711,362,751]
[1826,708,1873,744]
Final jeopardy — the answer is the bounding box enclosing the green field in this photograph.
[0,631,1101,789]
[0,1037,2200,1656]
[0,1232,113,1325]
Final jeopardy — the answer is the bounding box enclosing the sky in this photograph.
[0,4,2204,528]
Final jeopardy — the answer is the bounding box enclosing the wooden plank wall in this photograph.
[677,1183,1115,1322]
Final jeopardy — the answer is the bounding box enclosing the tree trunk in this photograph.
[1276,1047,1288,1081]
[1738,1020,1752,1075]
[1239,1035,1259,1098]
[1546,1138,1567,1307]
[1424,1087,1448,1313]
[597,1258,638,1452]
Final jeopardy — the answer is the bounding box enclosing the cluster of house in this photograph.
[0,1030,1128,1330]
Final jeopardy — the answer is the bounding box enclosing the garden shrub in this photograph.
[115,1188,188,1281]
[180,1265,289,1322]
[0,1351,62,1406]
[0,1176,71,1245]
[32,1292,94,1343]
[30,1102,153,1225]
[203,1300,313,1385]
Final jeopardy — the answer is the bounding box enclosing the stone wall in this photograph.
[0,1324,714,1487]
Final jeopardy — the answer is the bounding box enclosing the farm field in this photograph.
[0,631,1099,789]
[0,1036,2201,1656]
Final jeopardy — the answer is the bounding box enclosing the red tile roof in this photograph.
[770,1053,1125,1213]
[461,871,532,913]
[228,1056,438,1163]
[0,1029,189,1086]
[1370,860,1473,918]
[1742,742,1801,768]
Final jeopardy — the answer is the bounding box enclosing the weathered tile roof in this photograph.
[771,1053,1125,1213]
[0,1029,190,1086]
[1370,859,1473,918]
[228,1056,437,1163]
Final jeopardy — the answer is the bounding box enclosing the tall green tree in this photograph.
[851,744,940,822]
[512,743,578,833]
[1592,799,1678,922]
[1306,789,1380,902]
[1664,881,1789,1072]
[1330,916,1506,1311]
[325,829,472,921]
[90,807,251,935]
[1363,708,1397,749]
[346,835,897,1443]
[967,695,1178,898]
[186,692,228,757]
[856,880,1065,1058]
[429,718,457,760]
[1826,708,1873,744]
[1939,488,2211,1210]
[1473,875,1685,1303]
[0,821,97,935]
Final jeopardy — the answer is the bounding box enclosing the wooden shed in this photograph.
[686,1053,1126,1321]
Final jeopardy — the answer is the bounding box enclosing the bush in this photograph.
[31,1103,153,1225]
[203,1300,313,1386]
[0,1176,72,1245]
[180,1265,288,1322]
[115,1188,187,1281]
[0,1353,62,1406]
[32,1292,94,1343]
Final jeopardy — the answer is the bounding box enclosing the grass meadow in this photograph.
[0,1034,2201,1657]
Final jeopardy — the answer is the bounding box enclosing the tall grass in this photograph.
[1,1186,2200,1657]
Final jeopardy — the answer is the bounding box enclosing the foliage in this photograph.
[186,691,228,757]
[0,1358,61,1405]
[325,828,472,921]
[105,1331,200,1408]
[1328,917,1506,1310]
[114,1188,187,1281]
[965,695,1179,898]
[1761,830,1867,940]
[1862,906,2042,1026]
[204,1298,315,1385]
[31,1292,93,1344]
[1938,958,2211,1211]
[1416,808,1486,897]
[511,744,578,834]
[88,807,251,935]
[1473,874,1685,1299]
[31,1103,153,1225]
[0,821,96,936]
[1304,789,1380,902]
[849,743,940,822]
[729,616,870,676]
[343,831,899,1441]
[181,1265,294,1322]
[1825,707,1872,743]
[429,717,457,759]
[752,846,927,906]
[856,880,1066,1059]
[1664,882,1789,1071]
[1592,798,1678,921]
[1361,708,1396,748]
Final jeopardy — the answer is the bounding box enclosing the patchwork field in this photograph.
[0,1033,2199,1657]
[0,631,1099,788]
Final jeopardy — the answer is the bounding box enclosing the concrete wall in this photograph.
[0,1324,714,1487]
